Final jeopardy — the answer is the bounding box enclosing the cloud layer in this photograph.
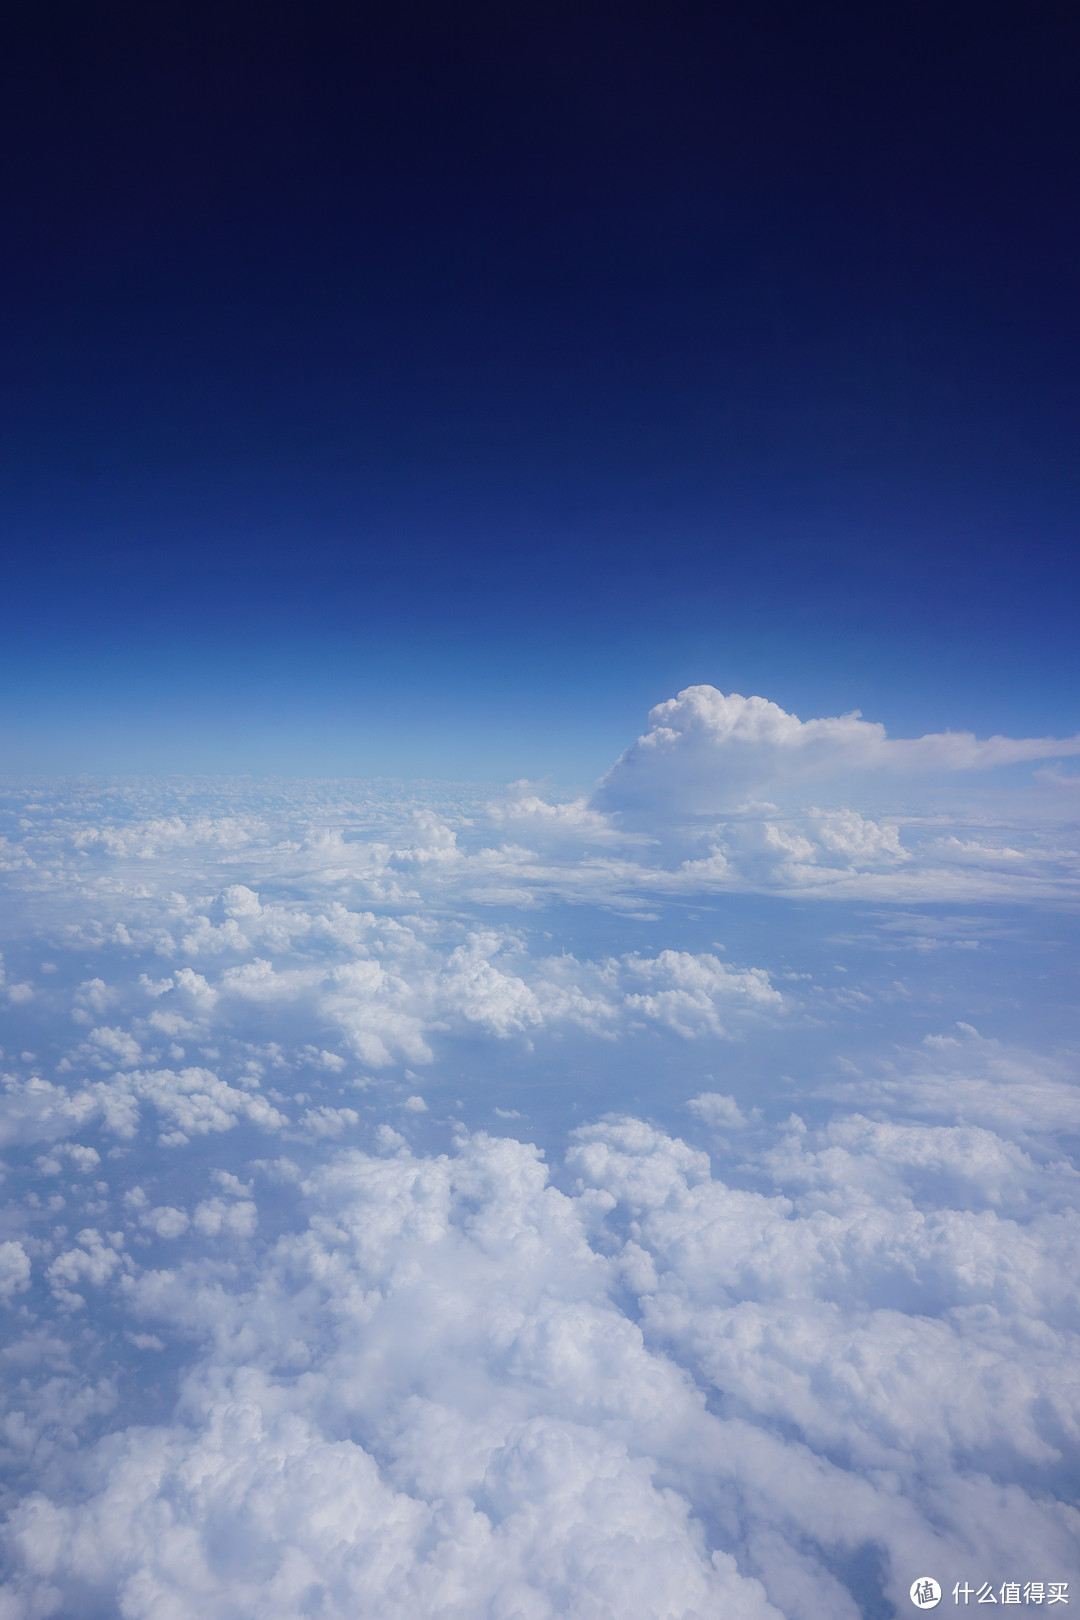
[3,1056,1078,1618]
[0,696,1077,1617]
[3,684,1080,908]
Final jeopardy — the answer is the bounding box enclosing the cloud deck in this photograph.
[0,693,1077,1618]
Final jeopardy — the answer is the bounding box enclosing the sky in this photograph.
[1,5,1079,1620]
[2,0,1079,775]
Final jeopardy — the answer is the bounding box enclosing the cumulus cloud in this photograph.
[595,687,1080,817]
[2,714,1077,904]
[2,1103,1078,1617]
[0,1240,30,1300]
[581,688,1080,899]
[0,1072,98,1149]
[0,736,1077,1617]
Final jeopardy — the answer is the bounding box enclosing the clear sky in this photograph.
[2,0,1078,776]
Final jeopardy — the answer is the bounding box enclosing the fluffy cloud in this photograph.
[584,688,1080,899]
[0,720,1077,1618]
[820,1022,1080,1140]
[3,1088,1078,1618]
[0,1241,30,1301]
[2,706,1078,904]
[595,687,1080,817]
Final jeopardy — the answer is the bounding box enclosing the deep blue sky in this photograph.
[3,0,1078,776]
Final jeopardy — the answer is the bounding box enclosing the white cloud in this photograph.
[4,725,1076,908]
[686,1092,754,1129]
[73,979,119,1020]
[3,1110,1078,1617]
[34,1142,100,1176]
[595,686,1080,816]
[140,1205,190,1239]
[85,1025,142,1069]
[0,1073,98,1149]
[0,1240,30,1300]
[124,1067,288,1145]
[488,782,628,845]
[191,1196,257,1237]
[578,689,1080,899]
[296,1105,361,1139]
[14,1065,291,1148]
[821,1023,1080,1140]
[46,1228,127,1309]
[0,757,1078,1618]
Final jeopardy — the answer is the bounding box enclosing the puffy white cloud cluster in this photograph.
[2,688,1079,907]
[584,688,1080,899]
[2,1048,1078,1618]
[0,695,1077,1617]
[2,919,781,1155]
[596,686,1080,814]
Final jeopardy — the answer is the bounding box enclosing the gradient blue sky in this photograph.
[2,0,1078,776]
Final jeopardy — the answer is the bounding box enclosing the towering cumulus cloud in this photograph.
[0,695,1077,1617]
[588,688,1080,900]
[595,686,1080,817]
